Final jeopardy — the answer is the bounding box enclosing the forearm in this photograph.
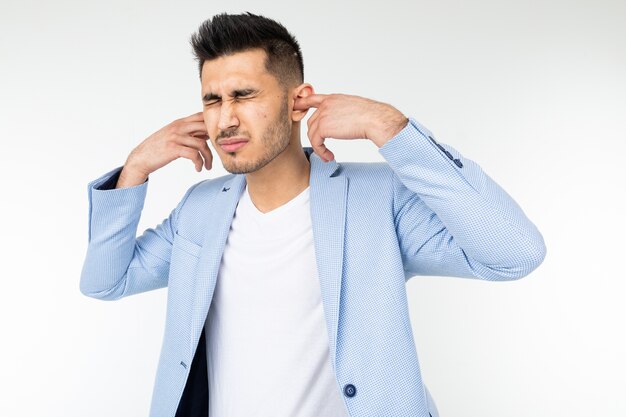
[380,118,546,280]
[80,167,170,299]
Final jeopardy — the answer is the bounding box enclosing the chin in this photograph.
[218,134,290,174]
[221,157,264,175]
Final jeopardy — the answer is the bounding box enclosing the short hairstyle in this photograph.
[190,12,304,87]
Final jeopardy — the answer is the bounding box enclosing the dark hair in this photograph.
[190,12,304,87]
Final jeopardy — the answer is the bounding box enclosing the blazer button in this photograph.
[343,384,356,398]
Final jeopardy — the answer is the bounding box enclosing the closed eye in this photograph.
[202,93,221,107]
[204,99,220,107]
[232,88,256,98]
[202,88,259,106]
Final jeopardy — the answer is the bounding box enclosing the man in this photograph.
[80,12,546,417]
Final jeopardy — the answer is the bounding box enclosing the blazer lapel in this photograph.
[307,149,348,368]
[190,174,247,348]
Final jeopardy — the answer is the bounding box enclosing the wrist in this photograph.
[370,111,409,148]
[116,164,149,188]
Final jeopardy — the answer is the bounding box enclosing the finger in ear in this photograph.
[291,83,315,122]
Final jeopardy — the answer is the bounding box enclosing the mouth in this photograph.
[218,137,249,153]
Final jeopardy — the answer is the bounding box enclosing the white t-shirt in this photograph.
[205,185,350,417]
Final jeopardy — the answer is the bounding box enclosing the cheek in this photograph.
[238,101,269,121]
[248,102,274,123]
[202,110,219,139]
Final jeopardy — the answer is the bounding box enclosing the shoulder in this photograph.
[170,173,240,238]
[333,159,421,216]
[335,161,399,200]
[177,173,239,210]
[338,161,397,187]
[190,173,238,194]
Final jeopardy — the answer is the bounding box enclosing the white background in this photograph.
[1,0,625,416]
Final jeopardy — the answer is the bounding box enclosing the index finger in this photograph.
[180,112,204,122]
[293,94,328,111]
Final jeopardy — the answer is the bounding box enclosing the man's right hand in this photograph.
[116,112,212,188]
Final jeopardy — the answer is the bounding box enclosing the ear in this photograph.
[291,83,314,122]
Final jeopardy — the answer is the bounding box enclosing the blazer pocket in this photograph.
[173,231,203,258]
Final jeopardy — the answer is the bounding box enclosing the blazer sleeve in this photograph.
[378,118,546,281]
[79,167,198,300]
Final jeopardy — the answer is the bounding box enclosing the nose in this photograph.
[217,100,239,131]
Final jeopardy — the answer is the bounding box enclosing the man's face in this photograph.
[201,49,293,174]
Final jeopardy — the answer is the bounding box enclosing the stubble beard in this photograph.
[221,100,292,175]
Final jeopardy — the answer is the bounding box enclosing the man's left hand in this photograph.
[293,93,408,162]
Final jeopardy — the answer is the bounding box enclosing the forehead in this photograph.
[201,49,274,91]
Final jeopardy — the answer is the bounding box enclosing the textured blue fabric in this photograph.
[80,117,545,417]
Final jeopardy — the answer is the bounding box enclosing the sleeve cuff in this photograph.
[86,167,149,241]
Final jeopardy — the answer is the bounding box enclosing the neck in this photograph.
[245,134,311,214]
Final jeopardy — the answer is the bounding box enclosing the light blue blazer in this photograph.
[81,118,546,417]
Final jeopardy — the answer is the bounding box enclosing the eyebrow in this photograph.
[202,88,258,102]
